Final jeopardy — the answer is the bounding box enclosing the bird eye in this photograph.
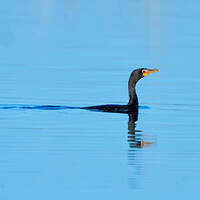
[142,69,148,74]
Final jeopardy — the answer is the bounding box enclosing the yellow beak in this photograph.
[143,69,159,77]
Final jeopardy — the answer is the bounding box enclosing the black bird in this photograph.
[82,68,158,120]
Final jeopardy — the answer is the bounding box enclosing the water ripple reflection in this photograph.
[128,114,155,148]
[127,114,156,189]
[0,104,150,111]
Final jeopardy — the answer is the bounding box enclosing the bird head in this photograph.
[131,68,159,83]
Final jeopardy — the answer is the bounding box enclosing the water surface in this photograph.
[0,0,200,199]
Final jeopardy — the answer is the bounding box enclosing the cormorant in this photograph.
[82,68,158,120]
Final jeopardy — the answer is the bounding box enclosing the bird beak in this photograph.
[142,69,159,77]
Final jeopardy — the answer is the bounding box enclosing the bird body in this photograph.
[83,104,135,113]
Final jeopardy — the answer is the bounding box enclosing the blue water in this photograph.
[0,0,200,199]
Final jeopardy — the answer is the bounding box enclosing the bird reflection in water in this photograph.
[127,114,155,189]
[128,114,154,148]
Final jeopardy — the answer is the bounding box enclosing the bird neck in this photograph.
[128,86,138,106]
[127,70,140,106]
